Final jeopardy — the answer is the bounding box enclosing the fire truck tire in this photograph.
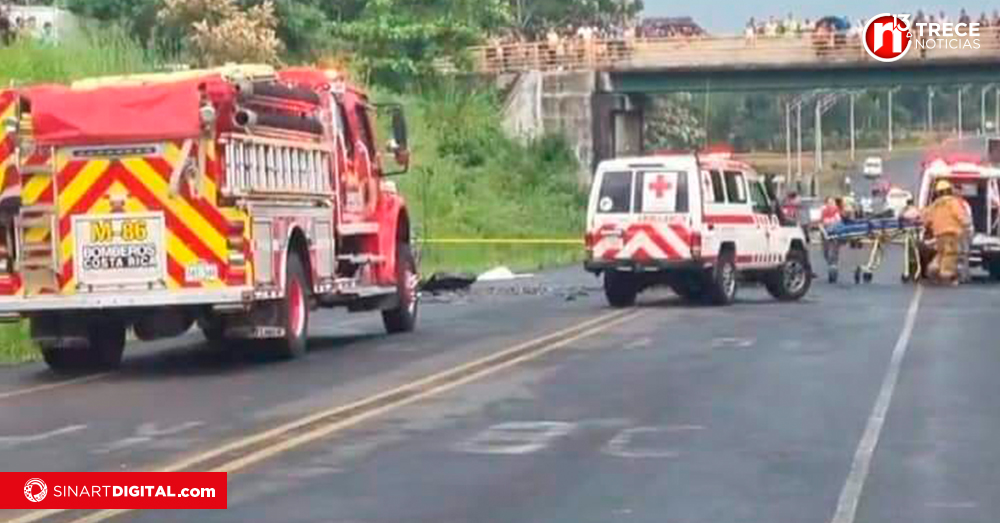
[604,270,638,308]
[765,249,812,302]
[707,251,738,306]
[269,253,309,359]
[43,321,127,373]
[383,243,418,334]
[41,348,88,374]
[86,321,127,370]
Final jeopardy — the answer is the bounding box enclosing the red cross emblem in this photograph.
[649,174,673,198]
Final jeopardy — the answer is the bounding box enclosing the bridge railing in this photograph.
[461,28,1000,74]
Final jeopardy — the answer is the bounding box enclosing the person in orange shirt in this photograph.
[821,197,843,283]
[922,179,972,286]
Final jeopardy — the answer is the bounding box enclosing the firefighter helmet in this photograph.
[934,179,953,194]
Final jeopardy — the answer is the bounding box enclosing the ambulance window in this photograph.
[707,170,726,203]
[635,171,687,213]
[724,171,748,204]
[597,171,632,213]
[749,181,771,214]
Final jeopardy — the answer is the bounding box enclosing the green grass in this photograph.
[381,84,588,275]
[0,323,37,365]
[0,28,155,86]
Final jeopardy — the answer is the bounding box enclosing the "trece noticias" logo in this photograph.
[863,13,982,63]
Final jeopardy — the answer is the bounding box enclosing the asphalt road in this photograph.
[2,141,999,523]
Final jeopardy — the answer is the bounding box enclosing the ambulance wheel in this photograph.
[766,249,812,302]
[269,253,309,359]
[707,252,738,306]
[989,259,1000,281]
[671,279,705,302]
[604,271,638,308]
[383,243,419,334]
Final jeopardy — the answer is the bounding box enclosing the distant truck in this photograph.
[584,153,812,307]
[0,65,418,371]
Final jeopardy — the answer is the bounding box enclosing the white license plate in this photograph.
[73,213,167,287]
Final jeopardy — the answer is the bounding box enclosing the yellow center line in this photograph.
[0,373,112,402]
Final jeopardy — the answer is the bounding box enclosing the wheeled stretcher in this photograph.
[822,218,924,284]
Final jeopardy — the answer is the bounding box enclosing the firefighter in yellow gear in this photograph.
[922,179,972,285]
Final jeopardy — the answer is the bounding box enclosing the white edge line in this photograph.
[830,285,923,523]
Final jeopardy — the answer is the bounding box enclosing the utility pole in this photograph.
[785,101,792,181]
[958,86,968,140]
[849,92,857,161]
[796,102,803,182]
[888,87,901,152]
[927,87,935,133]
[995,87,1000,136]
[981,84,996,135]
[814,93,842,172]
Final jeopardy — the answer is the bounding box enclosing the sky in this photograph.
[642,0,999,33]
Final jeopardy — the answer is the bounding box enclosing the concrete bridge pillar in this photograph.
[501,70,644,184]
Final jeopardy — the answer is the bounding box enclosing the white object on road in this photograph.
[863,156,883,179]
[476,266,535,282]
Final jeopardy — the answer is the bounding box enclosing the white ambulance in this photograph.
[917,158,1000,280]
[584,154,813,307]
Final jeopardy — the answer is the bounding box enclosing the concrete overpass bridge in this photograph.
[469,29,1000,178]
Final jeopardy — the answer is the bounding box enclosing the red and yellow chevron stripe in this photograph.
[55,140,248,293]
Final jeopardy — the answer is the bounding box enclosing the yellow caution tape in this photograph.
[417,238,583,245]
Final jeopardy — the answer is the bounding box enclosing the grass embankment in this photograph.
[0,38,587,363]
[390,86,586,274]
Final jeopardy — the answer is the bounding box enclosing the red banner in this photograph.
[0,472,226,510]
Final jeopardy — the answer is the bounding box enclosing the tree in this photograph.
[158,0,282,66]
[335,0,509,88]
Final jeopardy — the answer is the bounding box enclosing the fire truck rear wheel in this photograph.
[604,270,638,308]
[87,321,127,370]
[383,243,418,334]
[707,251,738,306]
[42,321,127,373]
[41,347,88,374]
[269,253,309,359]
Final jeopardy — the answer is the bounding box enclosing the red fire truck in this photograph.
[0,65,418,371]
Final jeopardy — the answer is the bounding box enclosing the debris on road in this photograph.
[420,273,477,294]
[476,266,535,282]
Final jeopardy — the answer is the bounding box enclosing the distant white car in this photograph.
[863,157,884,179]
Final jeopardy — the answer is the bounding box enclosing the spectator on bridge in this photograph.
[764,16,779,37]
[992,10,1000,27]
[977,12,990,27]
[959,9,971,25]
[745,17,757,46]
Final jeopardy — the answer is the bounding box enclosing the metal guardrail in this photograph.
[462,29,1000,74]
